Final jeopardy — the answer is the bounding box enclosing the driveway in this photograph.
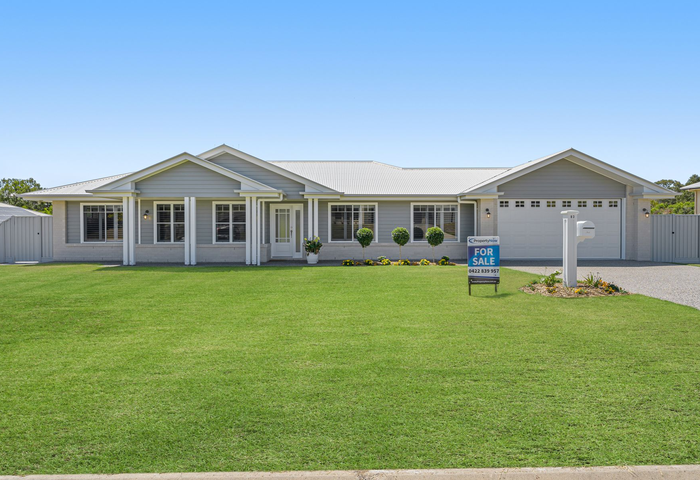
[503,260,700,310]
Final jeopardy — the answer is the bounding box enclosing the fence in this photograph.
[0,216,53,263]
[651,214,700,264]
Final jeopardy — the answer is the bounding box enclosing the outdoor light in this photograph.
[643,208,649,218]
[143,210,150,220]
[486,208,491,219]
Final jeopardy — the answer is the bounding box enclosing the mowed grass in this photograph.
[1,264,699,474]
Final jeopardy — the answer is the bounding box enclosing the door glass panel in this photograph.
[276,209,290,243]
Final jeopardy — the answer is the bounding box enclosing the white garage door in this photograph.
[498,199,622,259]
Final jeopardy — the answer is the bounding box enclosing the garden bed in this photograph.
[520,271,628,297]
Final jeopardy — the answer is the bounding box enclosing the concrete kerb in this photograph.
[3,466,700,480]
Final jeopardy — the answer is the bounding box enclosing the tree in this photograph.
[355,228,374,260]
[391,227,410,261]
[0,178,50,213]
[652,175,698,213]
[426,227,444,263]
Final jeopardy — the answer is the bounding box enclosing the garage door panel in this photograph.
[499,199,621,259]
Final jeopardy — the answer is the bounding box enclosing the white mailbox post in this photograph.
[561,210,596,287]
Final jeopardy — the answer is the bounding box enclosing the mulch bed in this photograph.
[520,283,628,298]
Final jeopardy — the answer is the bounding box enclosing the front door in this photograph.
[271,205,304,258]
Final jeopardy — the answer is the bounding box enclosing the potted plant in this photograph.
[426,226,444,264]
[304,236,322,264]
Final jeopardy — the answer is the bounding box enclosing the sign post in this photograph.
[467,236,500,295]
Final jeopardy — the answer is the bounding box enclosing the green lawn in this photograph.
[1,264,699,474]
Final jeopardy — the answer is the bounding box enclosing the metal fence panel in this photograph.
[652,214,700,264]
[1,216,53,263]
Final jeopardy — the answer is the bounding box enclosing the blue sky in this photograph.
[1,1,698,187]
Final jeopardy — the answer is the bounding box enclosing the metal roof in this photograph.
[22,173,131,197]
[270,161,509,195]
[0,202,50,224]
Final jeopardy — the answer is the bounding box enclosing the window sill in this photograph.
[70,243,122,246]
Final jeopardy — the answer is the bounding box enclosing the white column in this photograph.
[122,197,129,266]
[313,198,319,238]
[184,197,191,266]
[189,197,197,265]
[307,198,313,238]
[245,196,251,265]
[251,197,258,265]
[561,209,579,287]
[128,196,136,265]
[137,198,141,245]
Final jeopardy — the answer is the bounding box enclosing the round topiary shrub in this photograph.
[426,227,444,263]
[391,227,410,260]
[355,228,374,259]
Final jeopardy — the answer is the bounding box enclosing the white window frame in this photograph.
[80,202,123,244]
[154,202,186,244]
[410,203,460,243]
[211,201,247,244]
[327,203,379,243]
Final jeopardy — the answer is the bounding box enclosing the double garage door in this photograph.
[499,199,622,259]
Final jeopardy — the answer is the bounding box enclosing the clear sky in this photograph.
[1,0,698,188]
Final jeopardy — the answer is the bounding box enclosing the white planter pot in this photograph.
[307,253,319,265]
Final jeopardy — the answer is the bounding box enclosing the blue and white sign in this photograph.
[467,236,500,280]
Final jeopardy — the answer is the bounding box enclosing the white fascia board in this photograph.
[197,144,339,194]
[234,191,284,199]
[464,148,676,197]
[681,182,700,190]
[300,192,342,199]
[92,153,278,193]
[18,194,124,202]
[336,195,461,202]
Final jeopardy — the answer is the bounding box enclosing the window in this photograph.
[82,204,123,242]
[547,201,557,208]
[531,201,540,208]
[593,201,603,208]
[214,203,246,243]
[562,201,572,208]
[499,200,509,208]
[156,203,185,243]
[515,201,525,208]
[330,204,376,242]
[578,201,587,208]
[412,204,458,241]
[609,200,619,208]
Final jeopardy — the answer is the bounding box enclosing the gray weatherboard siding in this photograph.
[498,160,627,199]
[208,153,306,199]
[135,162,242,198]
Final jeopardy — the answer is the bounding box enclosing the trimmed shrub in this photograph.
[391,227,410,260]
[355,228,374,260]
[342,259,355,266]
[426,227,445,263]
[379,258,392,265]
[364,259,375,266]
[396,259,411,266]
[419,259,430,266]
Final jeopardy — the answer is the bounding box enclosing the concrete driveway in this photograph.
[503,260,700,310]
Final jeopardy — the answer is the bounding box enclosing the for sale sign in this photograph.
[467,236,500,284]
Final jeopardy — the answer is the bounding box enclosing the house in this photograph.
[681,182,700,214]
[21,145,674,265]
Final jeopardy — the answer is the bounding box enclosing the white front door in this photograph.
[271,205,304,258]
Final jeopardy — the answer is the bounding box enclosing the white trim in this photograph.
[137,198,142,245]
[198,144,339,194]
[326,202,379,243]
[153,201,186,244]
[184,197,191,265]
[122,198,129,265]
[621,197,627,259]
[409,202,461,243]
[313,198,319,238]
[190,197,197,265]
[245,197,251,265]
[128,196,136,265]
[79,202,125,245]
[307,198,313,238]
[211,201,247,245]
[90,153,278,193]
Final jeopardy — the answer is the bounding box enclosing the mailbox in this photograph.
[577,220,595,241]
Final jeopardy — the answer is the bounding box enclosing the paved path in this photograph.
[2,466,699,480]
[503,260,700,310]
